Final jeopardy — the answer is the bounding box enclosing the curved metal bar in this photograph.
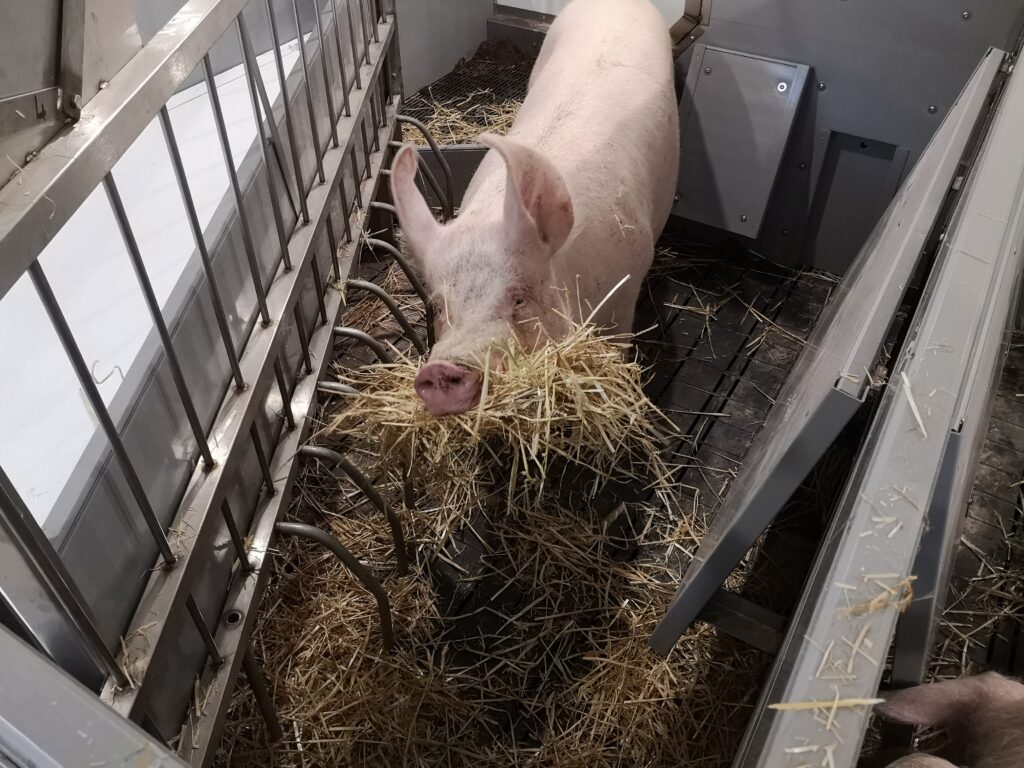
[298,446,408,575]
[396,116,456,221]
[317,381,360,397]
[275,522,395,651]
[364,238,435,348]
[369,201,397,216]
[348,279,427,355]
[333,327,393,364]
[241,647,285,741]
[387,140,449,222]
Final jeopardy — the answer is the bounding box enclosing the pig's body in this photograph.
[391,0,679,416]
[873,672,1024,768]
[458,0,680,332]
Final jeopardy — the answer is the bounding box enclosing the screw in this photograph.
[928,104,939,114]
[98,79,109,90]
[704,67,712,75]
[962,10,972,20]
[799,162,808,170]
[24,150,38,163]
[817,82,827,91]
[673,194,680,203]
[782,228,790,236]
[740,214,749,223]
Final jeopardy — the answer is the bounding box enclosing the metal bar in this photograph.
[334,326,393,363]
[251,423,276,496]
[355,0,371,65]
[291,0,327,183]
[0,466,128,687]
[312,0,342,146]
[317,381,359,396]
[265,0,311,224]
[102,24,396,724]
[365,237,434,346]
[339,177,354,241]
[158,107,245,391]
[328,0,353,116]
[293,305,315,374]
[310,256,330,324]
[351,147,364,207]
[0,0,250,304]
[274,358,297,430]
[203,54,272,326]
[344,0,363,88]
[238,14,301,222]
[220,499,252,572]
[241,648,284,742]
[298,446,407,573]
[397,115,456,221]
[276,522,394,649]
[369,87,381,152]
[237,17,293,272]
[104,174,216,470]
[175,126,392,764]
[326,215,343,280]
[29,262,175,566]
[369,200,396,216]
[367,0,380,42]
[348,278,427,354]
[185,595,223,667]
[0,625,186,767]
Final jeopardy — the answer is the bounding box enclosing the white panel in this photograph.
[501,0,684,24]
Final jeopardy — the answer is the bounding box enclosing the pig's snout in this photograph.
[414,361,481,416]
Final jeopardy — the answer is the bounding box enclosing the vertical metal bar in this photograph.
[242,648,284,742]
[360,121,372,177]
[273,358,297,430]
[366,0,379,43]
[104,174,215,470]
[158,107,245,392]
[0,466,129,687]
[338,179,353,242]
[292,305,314,374]
[310,256,330,325]
[250,424,276,496]
[344,0,363,88]
[325,215,342,281]
[311,0,341,146]
[368,87,381,152]
[355,0,370,65]
[237,15,301,223]
[265,0,311,225]
[185,595,223,667]
[350,148,364,207]
[328,0,352,116]
[237,17,292,272]
[219,500,252,572]
[28,263,176,566]
[291,0,327,183]
[203,55,272,326]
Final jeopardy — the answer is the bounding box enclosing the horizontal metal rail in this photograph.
[99,13,398,725]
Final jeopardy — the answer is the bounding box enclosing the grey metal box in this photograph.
[674,44,809,238]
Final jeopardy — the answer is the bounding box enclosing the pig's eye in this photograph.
[508,287,528,308]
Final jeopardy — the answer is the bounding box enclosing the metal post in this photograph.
[339,179,353,242]
[350,148,364,207]
[237,18,292,272]
[325,215,342,280]
[344,0,363,88]
[103,175,215,470]
[203,55,272,326]
[265,0,311,224]
[291,0,327,183]
[354,0,371,66]
[158,107,245,391]
[311,0,342,146]
[273,358,297,430]
[366,0,379,43]
[365,238,434,346]
[348,279,427,354]
[310,257,330,325]
[185,595,223,667]
[298,446,407,574]
[276,522,394,649]
[328,0,353,116]
[293,305,314,374]
[334,327,393,363]
[28,263,176,566]
[219,499,252,572]
[241,649,284,742]
[250,424,276,496]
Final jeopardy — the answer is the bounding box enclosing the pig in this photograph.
[871,672,1024,768]
[390,0,680,416]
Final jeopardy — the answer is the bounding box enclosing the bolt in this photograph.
[98,79,109,90]
[740,214,749,223]
[817,82,827,91]
[962,10,972,20]
[24,150,37,163]
[673,194,680,203]
[799,162,808,170]
[928,104,939,114]
[777,82,788,93]
[704,67,712,75]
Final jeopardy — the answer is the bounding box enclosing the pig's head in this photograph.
[390,133,575,416]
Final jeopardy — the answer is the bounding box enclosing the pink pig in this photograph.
[390,0,680,416]
[873,672,1024,768]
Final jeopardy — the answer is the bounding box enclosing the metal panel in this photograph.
[648,48,1004,657]
[0,625,185,767]
[675,45,809,238]
[735,51,1024,768]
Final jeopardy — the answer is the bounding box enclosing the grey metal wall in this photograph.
[396,0,492,93]
[680,0,1024,272]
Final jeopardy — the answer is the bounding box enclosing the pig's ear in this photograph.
[390,146,441,257]
[875,674,1022,727]
[479,133,574,253]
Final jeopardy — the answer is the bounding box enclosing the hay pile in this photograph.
[403,96,521,145]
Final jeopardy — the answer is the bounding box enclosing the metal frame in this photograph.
[648,48,1007,657]
[0,624,185,767]
[735,49,1024,768]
